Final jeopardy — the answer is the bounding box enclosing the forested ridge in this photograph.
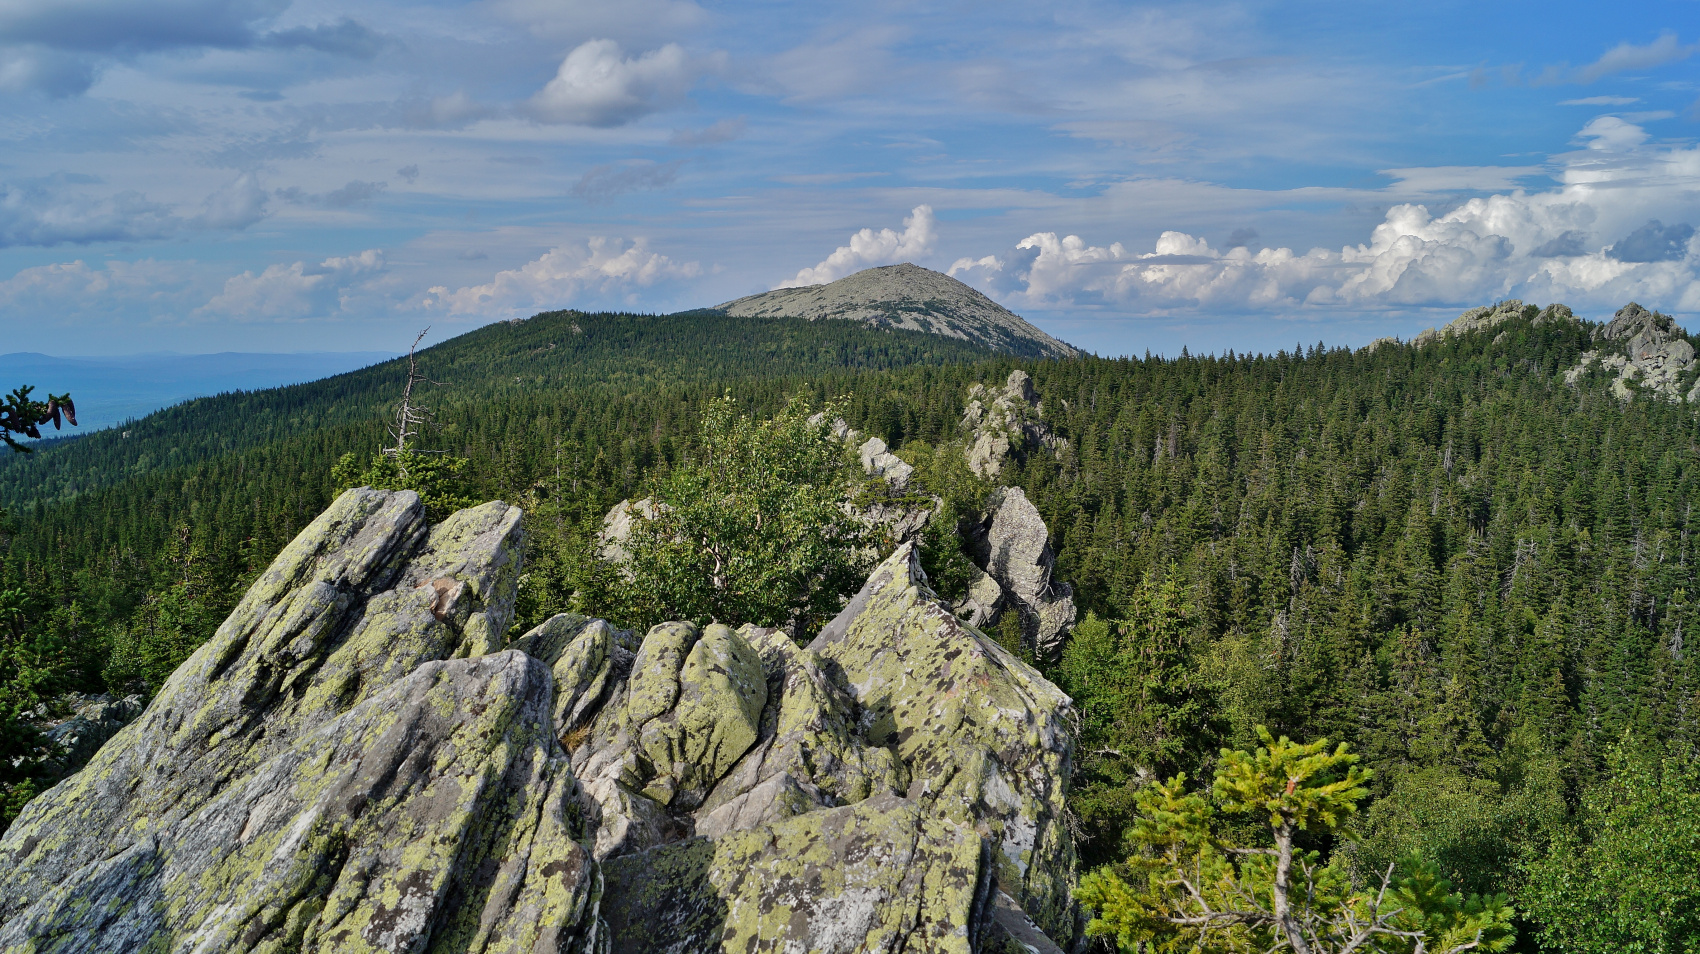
[3,303,1698,950]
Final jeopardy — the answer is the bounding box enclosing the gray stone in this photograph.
[975,487,1077,658]
[0,490,605,954]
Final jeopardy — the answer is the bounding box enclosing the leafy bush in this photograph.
[581,396,872,636]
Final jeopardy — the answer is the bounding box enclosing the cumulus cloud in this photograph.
[0,181,178,247]
[0,257,191,308]
[200,249,385,319]
[528,39,708,127]
[779,205,937,288]
[949,119,1700,316]
[196,173,269,228]
[572,160,683,201]
[422,237,700,315]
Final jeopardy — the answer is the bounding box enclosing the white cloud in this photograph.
[779,205,937,288]
[200,248,385,319]
[0,182,178,247]
[195,172,269,228]
[528,38,707,127]
[1560,96,1641,106]
[950,119,1700,316]
[422,237,700,315]
[1577,32,1695,83]
[0,258,202,323]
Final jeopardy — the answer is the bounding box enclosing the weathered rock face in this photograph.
[5,491,1078,953]
[525,543,1078,950]
[601,793,985,954]
[962,370,1066,479]
[809,543,1077,937]
[1399,300,1574,349]
[599,496,663,566]
[1564,302,1700,402]
[0,489,606,954]
[972,487,1077,659]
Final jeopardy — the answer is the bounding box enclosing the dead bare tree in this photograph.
[387,326,435,462]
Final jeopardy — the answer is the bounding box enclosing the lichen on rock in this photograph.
[0,489,605,954]
[602,793,986,954]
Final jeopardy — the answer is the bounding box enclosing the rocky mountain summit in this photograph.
[716,264,1082,360]
[1564,302,1700,402]
[0,489,1078,953]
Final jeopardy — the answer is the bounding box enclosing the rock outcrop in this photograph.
[0,490,1079,952]
[1406,300,1574,348]
[716,264,1082,360]
[970,487,1078,660]
[962,370,1066,479]
[541,542,1077,947]
[1564,302,1700,402]
[0,489,605,954]
[953,372,1077,658]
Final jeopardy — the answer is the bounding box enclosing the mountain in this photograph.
[716,263,1082,359]
[0,351,398,433]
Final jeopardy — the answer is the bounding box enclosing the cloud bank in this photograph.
[779,205,937,288]
[951,119,1700,317]
[423,237,700,315]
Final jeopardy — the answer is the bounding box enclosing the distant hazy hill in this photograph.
[0,351,398,433]
[716,264,1082,359]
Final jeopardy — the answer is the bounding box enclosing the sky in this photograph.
[1,1,1698,357]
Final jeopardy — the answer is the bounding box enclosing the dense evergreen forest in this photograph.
[3,304,1698,951]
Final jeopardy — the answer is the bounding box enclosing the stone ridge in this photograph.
[1,490,1079,952]
[1564,302,1700,403]
[715,263,1082,359]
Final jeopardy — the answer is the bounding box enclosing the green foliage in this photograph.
[900,439,991,603]
[103,527,234,695]
[1058,574,1218,866]
[581,396,873,635]
[332,449,474,523]
[0,384,75,453]
[1079,728,1514,954]
[1523,744,1700,954]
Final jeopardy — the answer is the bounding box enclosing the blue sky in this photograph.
[1,0,1698,357]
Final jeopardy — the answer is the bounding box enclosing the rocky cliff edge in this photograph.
[0,489,1077,953]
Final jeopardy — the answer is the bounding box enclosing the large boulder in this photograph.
[809,542,1077,940]
[0,489,605,954]
[601,793,986,954]
[972,486,1077,659]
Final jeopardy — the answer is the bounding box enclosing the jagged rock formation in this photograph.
[1,491,1077,953]
[716,264,1082,360]
[951,372,1078,658]
[1564,302,1700,402]
[969,487,1078,660]
[599,496,664,566]
[1364,299,1576,353]
[0,489,604,954]
[26,692,144,780]
[536,542,1077,948]
[962,370,1066,479]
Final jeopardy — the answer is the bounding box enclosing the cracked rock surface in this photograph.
[3,490,1077,953]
